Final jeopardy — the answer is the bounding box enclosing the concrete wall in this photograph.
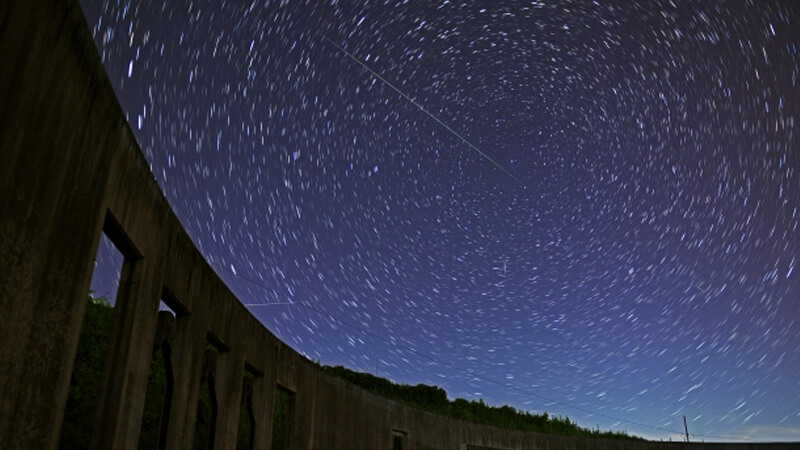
[0,1,797,449]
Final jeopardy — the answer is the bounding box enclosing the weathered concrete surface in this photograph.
[0,0,798,449]
[1,1,118,448]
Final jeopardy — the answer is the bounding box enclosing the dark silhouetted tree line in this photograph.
[323,365,643,441]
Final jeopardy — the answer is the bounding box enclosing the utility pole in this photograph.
[683,415,690,443]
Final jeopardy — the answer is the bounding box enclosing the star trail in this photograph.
[79,0,799,441]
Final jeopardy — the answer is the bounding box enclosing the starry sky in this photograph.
[79,0,799,442]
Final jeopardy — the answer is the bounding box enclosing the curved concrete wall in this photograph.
[0,1,797,449]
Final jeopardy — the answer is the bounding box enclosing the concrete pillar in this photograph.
[290,366,318,450]
[0,1,113,449]
[250,372,275,450]
[91,252,164,450]
[163,304,208,450]
[213,349,245,450]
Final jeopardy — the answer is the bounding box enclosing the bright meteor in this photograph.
[323,36,524,186]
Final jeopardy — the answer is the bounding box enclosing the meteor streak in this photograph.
[243,301,310,307]
[323,36,524,186]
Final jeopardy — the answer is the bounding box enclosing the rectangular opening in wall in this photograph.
[159,286,189,316]
[91,212,141,307]
[236,367,258,450]
[194,340,222,450]
[137,295,181,450]
[58,229,127,449]
[88,231,125,305]
[392,429,407,450]
[270,386,294,450]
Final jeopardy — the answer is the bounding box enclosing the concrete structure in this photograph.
[0,1,797,449]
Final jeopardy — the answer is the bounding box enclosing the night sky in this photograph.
[79,0,799,442]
